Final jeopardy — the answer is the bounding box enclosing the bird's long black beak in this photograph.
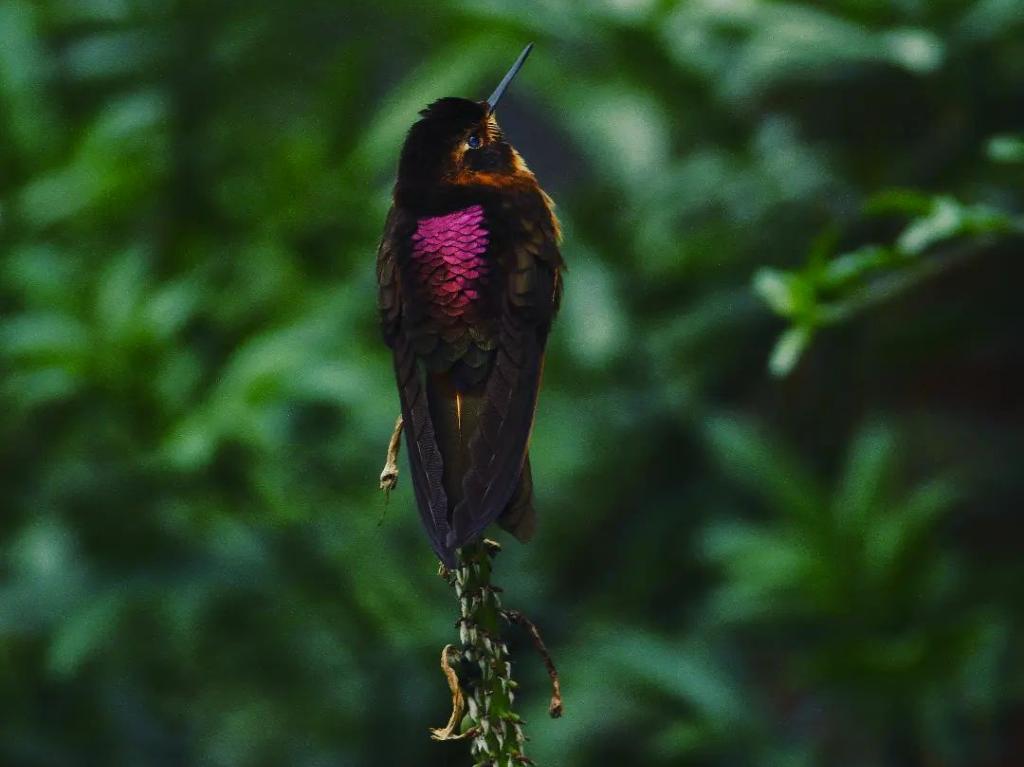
[486,43,534,114]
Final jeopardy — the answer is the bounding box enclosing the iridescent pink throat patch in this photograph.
[411,204,490,317]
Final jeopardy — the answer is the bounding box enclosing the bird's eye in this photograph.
[466,134,482,150]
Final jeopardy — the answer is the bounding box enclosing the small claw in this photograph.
[379,415,404,497]
[379,465,399,494]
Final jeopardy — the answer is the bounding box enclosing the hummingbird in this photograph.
[376,44,564,567]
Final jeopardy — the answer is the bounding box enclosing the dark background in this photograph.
[1,1,1022,765]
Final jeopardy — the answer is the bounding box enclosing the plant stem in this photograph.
[377,422,558,763]
[451,540,528,766]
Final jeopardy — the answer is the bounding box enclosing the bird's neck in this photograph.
[394,176,538,215]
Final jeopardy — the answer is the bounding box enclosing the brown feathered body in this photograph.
[377,97,563,566]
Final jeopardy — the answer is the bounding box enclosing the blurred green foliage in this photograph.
[756,191,1024,375]
[1,1,1023,766]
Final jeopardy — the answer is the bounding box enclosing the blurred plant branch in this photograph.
[755,188,1024,376]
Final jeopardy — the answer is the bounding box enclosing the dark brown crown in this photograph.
[417,97,487,123]
[396,98,486,197]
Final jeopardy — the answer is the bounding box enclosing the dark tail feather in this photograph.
[393,339,454,566]
[498,455,536,542]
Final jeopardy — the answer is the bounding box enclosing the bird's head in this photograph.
[395,44,538,208]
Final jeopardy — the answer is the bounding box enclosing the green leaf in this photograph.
[47,592,124,677]
[897,197,1013,256]
[599,629,747,724]
[704,416,823,522]
[768,325,812,377]
[863,477,959,579]
[882,28,944,74]
[832,422,897,534]
[896,197,965,255]
[753,268,812,318]
[987,134,1024,164]
[702,522,814,622]
[820,245,893,290]
[0,312,89,363]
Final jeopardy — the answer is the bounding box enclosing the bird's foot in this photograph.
[379,414,404,497]
[379,464,399,494]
